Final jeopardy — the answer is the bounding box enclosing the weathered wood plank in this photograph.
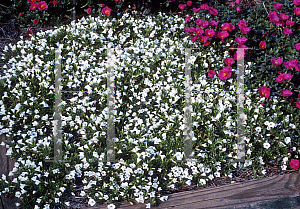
[0,134,16,179]
[88,172,300,209]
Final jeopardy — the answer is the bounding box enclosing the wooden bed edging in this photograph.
[88,172,300,209]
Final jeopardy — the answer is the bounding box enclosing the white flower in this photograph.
[284,137,291,144]
[263,142,270,149]
[88,198,96,206]
[107,204,116,209]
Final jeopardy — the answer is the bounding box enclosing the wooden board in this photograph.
[88,172,300,209]
[0,134,16,180]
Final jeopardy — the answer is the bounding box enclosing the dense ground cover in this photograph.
[0,0,299,208]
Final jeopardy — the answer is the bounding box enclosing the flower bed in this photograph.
[0,0,299,208]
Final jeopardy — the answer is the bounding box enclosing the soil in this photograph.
[0,0,295,208]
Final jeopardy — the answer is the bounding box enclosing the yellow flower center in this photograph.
[275,62,278,64]
[262,92,265,96]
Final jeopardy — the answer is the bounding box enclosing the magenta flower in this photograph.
[184,27,189,32]
[235,36,248,44]
[210,8,218,15]
[284,59,298,69]
[283,27,292,35]
[86,8,91,14]
[294,0,300,6]
[296,64,300,72]
[296,101,300,109]
[295,7,300,16]
[286,20,295,26]
[280,89,293,97]
[191,35,197,42]
[275,74,285,83]
[208,70,216,78]
[258,86,271,98]
[240,26,251,33]
[187,1,192,6]
[191,7,201,12]
[195,19,202,25]
[201,21,209,28]
[222,23,231,31]
[274,3,282,9]
[209,20,219,27]
[236,0,241,4]
[236,7,241,12]
[284,73,293,80]
[222,66,232,71]
[224,57,235,65]
[271,57,283,66]
[234,50,245,60]
[259,41,266,49]
[189,27,195,34]
[238,44,248,51]
[205,29,215,37]
[295,43,300,50]
[179,4,187,10]
[279,13,289,21]
[195,27,204,36]
[218,69,232,79]
[218,31,229,39]
[185,16,191,22]
[268,11,280,22]
[38,1,48,10]
[199,35,208,43]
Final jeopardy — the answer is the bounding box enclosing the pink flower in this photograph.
[87,8,91,14]
[195,19,202,25]
[275,74,285,83]
[195,27,204,36]
[296,100,300,108]
[205,29,215,37]
[102,6,111,16]
[51,0,57,5]
[189,27,195,34]
[236,7,241,12]
[199,35,208,43]
[259,41,266,49]
[280,89,293,97]
[258,86,271,98]
[33,19,39,24]
[222,23,231,31]
[179,4,187,10]
[296,64,300,72]
[210,8,218,15]
[236,0,241,4]
[218,68,232,79]
[279,13,289,21]
[284,73,293,80]
[271,57,283,66]
[283,27,292,35]
[218,31,229,39]
[208,70,216,78]
[298,92,300,99]
[200,4,210,10]
[185,16,191,22]
[191,35,198,42]
[295,43,300,50]
[19,12,23,17]
[209,20,219,27]
[238,20,249,28]
[240,26,251,33]
[191,7,201,12]
[286,20,295,26]
[224,57,235,65]
[187,1,192,6]
[268,11,280,22]
[184,27,189,32]
[30,3,38,10]
[204,41,210,46]
[38,1,48,10]
[222,66,232,71]
[295,7,300,16]
[294,0,300,6]
[274,3,282,9]
[28,0,36,3]
[238,44,248,51]
[235,36,248,44]
[234,50,245,60]
[201,21,209,28]
[284,59,298,69]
